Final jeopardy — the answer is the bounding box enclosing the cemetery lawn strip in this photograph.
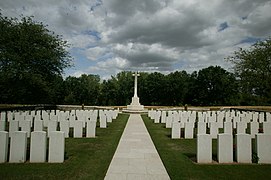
[0,113,129,180]
[142,114,271,180]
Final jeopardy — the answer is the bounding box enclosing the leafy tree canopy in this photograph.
[0,12,72,104]
[228,37,271,105]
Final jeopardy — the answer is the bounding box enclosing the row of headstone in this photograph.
[0,109,119,138]
[148,110,271,139]
[0,131,65,163]
[197,133,271,164]
[148,110,271,124]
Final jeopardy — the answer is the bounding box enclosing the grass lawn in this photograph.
[142,114,271,180]
[0,113,129,180]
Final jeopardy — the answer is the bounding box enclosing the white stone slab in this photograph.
[259,113,265,123]
[165,116,172,128]
[9,131,27,163]
[48,131,65,163]
[197,134,212,163]
[0,131,8,163]
[60,120,70,138]
[34,119,44,131]
[7,111,14,121]
[161,111,166,123]
[250,122,259,138]
[217,134,233,163]
[30,131,47,163]
[210,122,219,139]
[184,122,194,139]
[197,122,206,135]
[263,122,271,134]
[1,112,6,121]
[256,134,271,164]
[48,121,58,136]
[252,113,259,122]
[237,122,247,134]
[8,120,19,137]
[19,120,31,138]
[223,122,232,134]
[100,114,107,128]
[73,121,84,138]
[171,122,181,139]
[236,134,251,163]
[0,120,6,131]
[266,112,271,122]
[86,121,96,138]
[154,112,160,123]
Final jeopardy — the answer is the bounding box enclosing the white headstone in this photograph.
[73,121,84,138]
[60,120,70,138]
[100,114,107,128]
[0,120,6,131]
[165,116,172,128]
[48,121,58,136]
[19,120,31,138]
[8,120,19,137]
[223,122,232,134]
[210,122,219,139]
[256,134,271,164]
[30,131,47,163]
[161,111,166,123]
[1,112,6,121]
[184,122,194,139]
[263,122,271,134]
[48,131,65,163]
[171,121,181,139]
[0,131,8,163]
[249,122,259,138]
[236,122,247,134]
[86,121,96,138]
[197,122,206,135]
[34,119,44,131]
[217,134,233,163]
[197,134,212,163]
[235,134,252,163]
[9,131,27,163]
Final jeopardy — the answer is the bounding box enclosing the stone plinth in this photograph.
[127,97,144,111]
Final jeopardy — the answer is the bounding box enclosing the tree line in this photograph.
[1,13,271,106]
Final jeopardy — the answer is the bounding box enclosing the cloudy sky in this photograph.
[1,0,271,79]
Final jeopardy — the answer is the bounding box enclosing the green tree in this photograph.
[167,71,190,106]
[141,72,167,105]
[63,74,100,105]
[193,66,239,106]
[115,71,134,105]
[228,38,271,105]
[0,12,71,104]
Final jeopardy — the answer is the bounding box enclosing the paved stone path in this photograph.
[105,114,170,180]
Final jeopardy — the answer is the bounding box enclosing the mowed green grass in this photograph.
[142,114,271,180]
[0,113,129,180]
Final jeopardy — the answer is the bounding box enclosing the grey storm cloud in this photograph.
[1,0,271,78]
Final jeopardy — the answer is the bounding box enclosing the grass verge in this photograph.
[142,114,271,180]
[0,113,129,180]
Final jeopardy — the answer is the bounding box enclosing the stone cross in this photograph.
[132,71,140,97]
